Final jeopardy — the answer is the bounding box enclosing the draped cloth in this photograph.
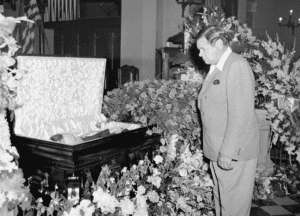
[14,56,106,140]
[17,0,42,54]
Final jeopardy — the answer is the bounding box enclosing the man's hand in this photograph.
[217,154,233,170]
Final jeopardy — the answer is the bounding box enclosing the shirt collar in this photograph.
[216,47,232,71]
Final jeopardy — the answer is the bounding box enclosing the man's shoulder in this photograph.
[222,52,252,75]
[227,52,247,62]
[225,52,251,69]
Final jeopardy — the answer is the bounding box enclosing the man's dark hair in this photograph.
[195,25,234,46]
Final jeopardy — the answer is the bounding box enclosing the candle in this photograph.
[279,17,282,23]
[75,188,80,198]
[118,69,121,86]
[67,188,72,199]
[290,10,293,15]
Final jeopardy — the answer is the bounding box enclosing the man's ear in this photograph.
[215,39,224,49]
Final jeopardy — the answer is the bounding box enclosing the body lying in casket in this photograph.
[11,56,159,174]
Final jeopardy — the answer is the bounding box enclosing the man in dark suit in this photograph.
[196,25,260,216]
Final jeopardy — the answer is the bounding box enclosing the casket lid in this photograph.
[14,56,106,140]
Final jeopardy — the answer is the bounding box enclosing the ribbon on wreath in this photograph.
[274,94,300,130]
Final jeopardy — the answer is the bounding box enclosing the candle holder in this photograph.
[278,10,300,35]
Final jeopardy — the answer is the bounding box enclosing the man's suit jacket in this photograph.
[198,52,260,161]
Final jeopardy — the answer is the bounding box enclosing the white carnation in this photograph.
[153,155,163,164]
[119,197,135,215]
[93,187,119,213]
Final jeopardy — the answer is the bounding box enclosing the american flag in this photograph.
[19,0,42,54]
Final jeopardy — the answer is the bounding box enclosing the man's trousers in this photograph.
[210,158,258,216]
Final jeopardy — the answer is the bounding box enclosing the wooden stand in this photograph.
[255,109,274,176]
[157,47,182,80]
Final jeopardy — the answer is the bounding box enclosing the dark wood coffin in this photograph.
[12,125,160,173]
[11,56,160,198]
[11,125,160,199]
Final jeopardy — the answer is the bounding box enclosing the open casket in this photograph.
[10,56,160,198]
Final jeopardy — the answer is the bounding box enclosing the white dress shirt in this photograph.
[206,47,232,79]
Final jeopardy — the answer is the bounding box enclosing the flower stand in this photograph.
[255,109,274,176]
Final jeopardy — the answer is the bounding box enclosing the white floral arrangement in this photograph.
[251,34,300,161]
[184,7,256,55]
[59,134,214,216]
[29,133,214,216]
[0,13,32,215]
